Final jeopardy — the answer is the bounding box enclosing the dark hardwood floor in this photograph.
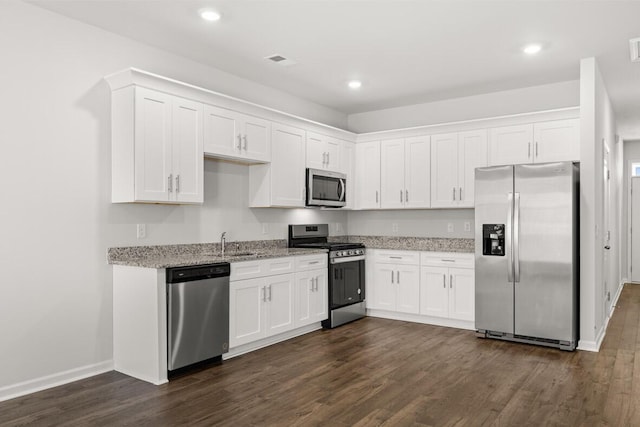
[3,284,640,426]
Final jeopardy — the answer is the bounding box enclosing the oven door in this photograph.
[329,257,365,308]
[306,168,346,207]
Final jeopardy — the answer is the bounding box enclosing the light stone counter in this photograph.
[330,235,474,253]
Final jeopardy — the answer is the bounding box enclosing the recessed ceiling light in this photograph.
[348,80,362,89]
[523,44,542,55]
[199,9,221,22]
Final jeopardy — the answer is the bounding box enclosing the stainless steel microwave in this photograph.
[306,168,346,207]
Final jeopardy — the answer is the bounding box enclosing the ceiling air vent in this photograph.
[265,54,297,67]
[630,37,640,62]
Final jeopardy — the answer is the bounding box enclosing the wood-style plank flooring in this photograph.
[3,284,640,426]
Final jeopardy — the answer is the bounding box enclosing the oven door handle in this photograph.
[330,255,365,264]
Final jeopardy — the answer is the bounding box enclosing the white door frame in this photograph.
[627,158,640,282]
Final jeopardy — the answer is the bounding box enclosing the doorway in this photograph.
[632,175,640,282]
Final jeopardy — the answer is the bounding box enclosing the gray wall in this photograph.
[623,139,640,280]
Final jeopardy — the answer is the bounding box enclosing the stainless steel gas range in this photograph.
[288,224,365,328]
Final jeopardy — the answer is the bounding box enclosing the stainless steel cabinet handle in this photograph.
[242,135,247,151]
[322,152,326,166]
[176,175,180,193]
[309,261,319,265]
[268,285,272,301]
[326,152,330,165]
[262,286,266,302]
[315,277,319,291]
[514,192,521,283]
[450,275,453,288]
[442,259,455,263]
[452,187,456,201]
[391,271,394,284]
[311,278,315,291]
[397,271,400,283]
[389,256,402,259]
[459,187,462,201]
[443,274,446,288]
[376,191,379,204]
[168,174,173,193]
[405,190,408,203]
[535,142,539,158]
[400,190,403,203]
[237,134,242,150]
[528,142,531,158]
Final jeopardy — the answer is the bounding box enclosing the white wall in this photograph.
[0,0,348,398]
[348,209,474,239]
[578,57,619,351]
[347,80,580,133]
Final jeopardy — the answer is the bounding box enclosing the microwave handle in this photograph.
[338,178,346,201]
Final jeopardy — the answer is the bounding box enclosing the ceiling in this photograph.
[27,0,640,139]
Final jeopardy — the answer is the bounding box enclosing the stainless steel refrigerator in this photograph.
[475,161,579,351]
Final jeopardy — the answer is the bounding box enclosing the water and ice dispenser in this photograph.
[482,224,505,256]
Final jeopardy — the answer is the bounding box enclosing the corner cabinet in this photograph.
[111,86,204,204]
[249,123,306,207]
[203,105,271,163]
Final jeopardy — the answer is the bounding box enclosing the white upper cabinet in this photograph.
[249,123,306,207]
[489,124,533,166]
[112,86,203,204]
[340,141,356,209]
[203,105,270,163]
[306,132,341,172]
[355,141,381,209]
[380,137,430,209]
[489,119,578,166]
[431,130,487,208]
[533,119,580,163]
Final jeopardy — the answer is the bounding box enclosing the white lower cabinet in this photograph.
[294,268,328,327]
[229,254,327,351]
[229,273,294,348]
[367,249,475,329]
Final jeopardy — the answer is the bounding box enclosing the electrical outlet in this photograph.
[136,224,146,239]
[464,221,471,232]
[392,223,398,233]
[336,223,343,234]
[447,223,454,233]
[262,223,268,234]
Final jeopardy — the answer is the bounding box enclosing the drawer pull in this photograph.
[441,259,456,262]
[389,256,402,259]
[309,261,319,264]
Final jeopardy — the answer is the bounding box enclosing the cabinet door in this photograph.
[396,265,420,314]
[325,137,341,172]
[134,87,172,202]
[533,119,579,163]
[341,142,355,209]
[294,271,313,327]
[242,115,271,162]
[355,141,381,209]
[420,266,449,318]
[372,263,395,310]
[380,139,405,209]
[458,129,488,207]
[449,268,475,321]
[203,105,240,158]
[229,278,265,348]
[270,124,305,207]
[306,132,326,170]
[404,136,431,208]
[430,133,459,208]
[489,124,533,166]
[172,98,203,203]
[264,273,294,337]
[310,270,328,323]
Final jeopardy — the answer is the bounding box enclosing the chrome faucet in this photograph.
[220,232,227,257]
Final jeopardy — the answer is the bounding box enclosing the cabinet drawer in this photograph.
[373,250,420,265]
[231,256,295,281]
[421,252,474,268]
[295,254,327,271]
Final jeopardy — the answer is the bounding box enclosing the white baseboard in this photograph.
[367,309,475,331]
[224,323,322,360]
[578,280,625,352]
[0,360,114,402]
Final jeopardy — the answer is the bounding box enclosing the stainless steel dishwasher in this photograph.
[167,263,230,371]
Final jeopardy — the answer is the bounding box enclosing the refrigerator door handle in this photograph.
[514,192,521,283]
[507,192,514,282]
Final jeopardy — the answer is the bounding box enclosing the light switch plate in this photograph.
[464,221,471,232]
[447,223,454,233]
[136,224,146,239]
[392,223,398,233]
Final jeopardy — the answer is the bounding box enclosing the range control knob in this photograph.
[336,251,342,257]
[348,250,355,255]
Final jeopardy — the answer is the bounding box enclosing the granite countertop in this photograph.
[108,240,326,269]
[330,235,474,253]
